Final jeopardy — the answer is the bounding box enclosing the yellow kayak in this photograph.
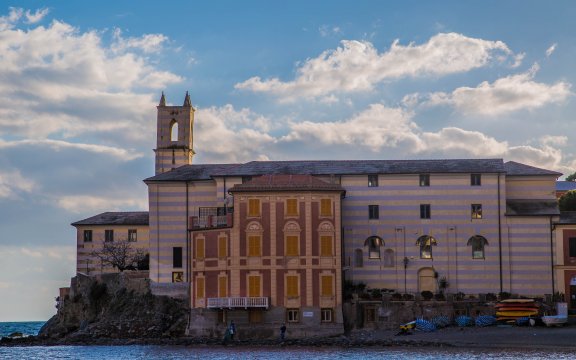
[496,310,538,317]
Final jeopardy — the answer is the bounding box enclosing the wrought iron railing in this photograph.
[207,297,269,309]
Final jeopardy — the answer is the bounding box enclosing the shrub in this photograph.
[89,282,108,302]
[402,293,414,301]
[391,292,402,301]
[421,290,434,300]
[434,292,446,301]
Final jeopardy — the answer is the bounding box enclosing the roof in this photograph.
[144,164,239,182]
[505,200,559,216]
[556,211,576,225]
[556,181,576,192]
[146,159,507,182]
[504,161,562,177]
[71,212,149,226]
[214,159,505,177]
[229,174,345,193]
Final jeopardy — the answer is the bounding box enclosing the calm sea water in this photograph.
[1,322,575,360]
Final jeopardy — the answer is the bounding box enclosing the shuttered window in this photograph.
[320,199,332,216]
[248,199,260,217]
[248,275,261,297]
[196,277,205,298]
[248,235,261,257]
[219,276,227,297]
[286,275,298,297]
[196,238,205,260]
[286,235,299,256]
[321,275,333,297]
[286,199,298,216]
[320,235,333,256]
[218,236,227,258]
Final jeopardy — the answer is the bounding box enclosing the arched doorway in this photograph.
[418,267,436,293]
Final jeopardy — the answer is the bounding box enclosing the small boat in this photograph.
[541,315,568,327]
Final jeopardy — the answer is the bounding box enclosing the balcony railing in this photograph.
[189,214,233,230]
[207,297,269,309]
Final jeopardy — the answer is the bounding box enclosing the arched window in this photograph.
[416,235,437,259]
[467,235,488,259]
[383,249,395,267]
[170,120,178,142]
[364,236,384,259]
[354,248,363,268]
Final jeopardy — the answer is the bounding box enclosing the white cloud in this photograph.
[236,33,519,102]
[546,43,557,57]
[112,28,168,54]
[541,135,567,147]
[24,8,49,24]
[0,138,143,161]
[195,105,276,162]
[0,7,22,30]
[57,195,147,213]
[422,64,571,116]
[283,104,424,152]
[319,25,342,37]
[0,170,35,198]
[0,15,182,142]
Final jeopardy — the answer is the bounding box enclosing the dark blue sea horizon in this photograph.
[0,321,46,338]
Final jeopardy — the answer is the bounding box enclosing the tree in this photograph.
[559,190,576,211]
[566,172,576,182]
[91,240,148,272]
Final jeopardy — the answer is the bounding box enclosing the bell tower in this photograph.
[154,91,195,174]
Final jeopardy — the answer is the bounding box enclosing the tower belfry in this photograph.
[154,92,195,174]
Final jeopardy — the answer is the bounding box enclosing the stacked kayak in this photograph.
[495,299,539,321]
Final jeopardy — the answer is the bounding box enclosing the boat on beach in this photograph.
[541,315,568,327]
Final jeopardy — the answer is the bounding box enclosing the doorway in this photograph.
[418,267,436,293]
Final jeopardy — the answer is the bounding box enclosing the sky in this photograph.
[0,1,575,321]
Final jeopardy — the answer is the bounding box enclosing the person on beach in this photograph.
[280,323,287,341]
[229,321,236,340]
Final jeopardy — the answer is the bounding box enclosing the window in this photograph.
[218,236,227,258]
[248,275,261,297]
[383,249,395,267]
[368,205,380,219]
[420,204,431,219]
[321,275,333,297]
[354,248,363,268]
[286,275,299,297]
[248,235,262,257]
[368,175,378,187]
[419,174,430,187]
[83,230,92,242]
[286,199,298,216]
[173,247,183,268]
[196,277,205,298]
[248,199,260,217]
[218,276,227,297]
[471,174,481,186]
[321,308,333,322]
[320,199,332,217]
[320,235,333,256]
[128,229,137,242]
[196,238,205,260]
[468,235,488,259]
[172,271,183,283]
[570,238,576,258]
[170,120,178,142]
[286,235,299,256]
[287,309,299,323]
[105,229,114,242]
[416,235,437,259]
[471,204,483,219]
[364,236,383,259]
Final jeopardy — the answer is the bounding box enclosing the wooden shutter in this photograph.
[196,277,205,298]
[218,236,227,258]
[248,235,261,256]
[321,275,333,296]
[196,238,205,260]
[286,275,298,297]
[320,199,332,216]
[320,235,332,256]
[286,199,298,216]
[286,235,298,256]
[248,199,260,217]
[248,275,261,297]
[219,276,227,297]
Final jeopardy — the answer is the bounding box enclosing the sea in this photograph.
[1,321,575,360]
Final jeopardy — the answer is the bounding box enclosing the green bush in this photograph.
[421,290,434,300]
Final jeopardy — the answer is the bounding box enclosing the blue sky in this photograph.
[0,1,575,321]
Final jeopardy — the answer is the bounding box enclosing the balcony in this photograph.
[189,206,234,230]
[207,297,269,309]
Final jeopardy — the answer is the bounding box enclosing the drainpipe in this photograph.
[550,216,556,296]
[498,173,503,294]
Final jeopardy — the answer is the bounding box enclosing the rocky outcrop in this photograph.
[38,273,189,340]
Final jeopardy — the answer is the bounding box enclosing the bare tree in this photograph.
[91,240,148,272]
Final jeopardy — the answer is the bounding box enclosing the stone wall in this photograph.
[150,281,189,299]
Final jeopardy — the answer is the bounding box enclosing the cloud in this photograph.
[421,64,571,116]
[283,104,423,152]
[0,14,182,143]
[0,170,35,198]
[236,33,519,102]
[24,8,49,24]
[546,43,557,57]
[194,105,276,162]
[57,195,148,213]
[319,25,342,37]
[0,138,143,161]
